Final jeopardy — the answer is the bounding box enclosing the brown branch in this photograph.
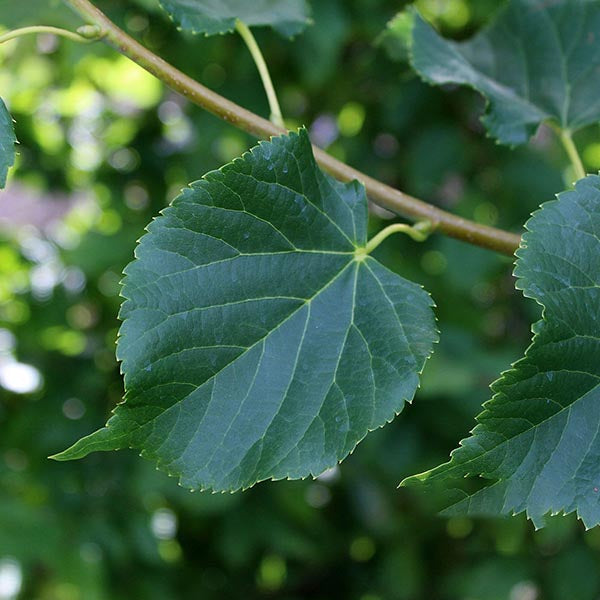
[63,0,522,256]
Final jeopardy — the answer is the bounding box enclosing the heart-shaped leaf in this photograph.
[403,175,600,528]
[159,0,311,37]
[0,98,16,188]
[405,0,600,145]
[54,129,437,492]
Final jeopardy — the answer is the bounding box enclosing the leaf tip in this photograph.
[48,447,80,462]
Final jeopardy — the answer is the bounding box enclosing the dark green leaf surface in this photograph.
[0,98,16,188]
[408,0,600,145]
[54,130,437,492]
[404,175,600,528]
[159,0,311,36]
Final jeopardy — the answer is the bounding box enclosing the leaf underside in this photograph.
[159,0,311,37]
[0,98,16,188]
[54,129,437,492]
[403,175,600,528]
[409,0,600,145]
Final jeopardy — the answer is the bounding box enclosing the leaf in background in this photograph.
[0,98,16,188]
[404,0,600,145]
[159,0,311,36]
[377,11,415,63]
[291,0,350,89]
[403,175,600,528]
[53,129,437,492]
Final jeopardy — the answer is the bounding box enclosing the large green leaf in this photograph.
[159,0,311,36]
[403,175,600,528]
[0,97,16,188]
[54,129,437,492]
[407,0,600,145]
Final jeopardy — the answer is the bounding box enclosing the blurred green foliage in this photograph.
[0,0,599,598]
